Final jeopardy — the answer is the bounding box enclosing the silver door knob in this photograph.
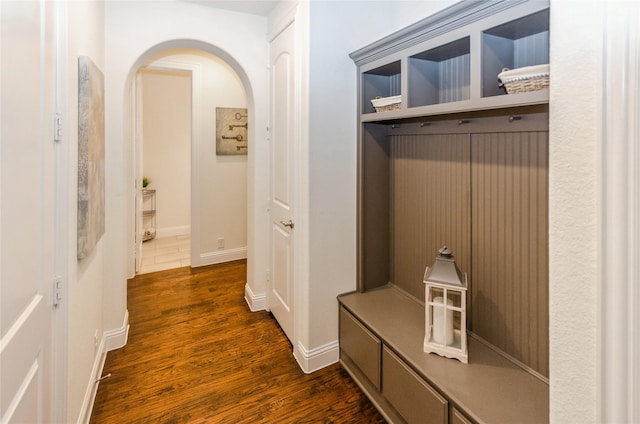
[280,219,294,229]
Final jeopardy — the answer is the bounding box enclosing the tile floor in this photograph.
[138,234,191,274]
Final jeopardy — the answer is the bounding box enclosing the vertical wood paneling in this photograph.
[360,124,391,291]
[439,54,470,103]
[391,134,471,301]
[390,73,401,96]
[471,132,548,377]
[514,31,549,68]
[384,128,548,377]
[536,133,549,376]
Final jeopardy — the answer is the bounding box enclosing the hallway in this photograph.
[90,260,384,423]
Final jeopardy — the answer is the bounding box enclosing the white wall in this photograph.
[193,53,249,256]
[104,0,269,341]
[548,0,601,421]
[295,0,455,364]
[142,69,192,236]
[65,1,106,422]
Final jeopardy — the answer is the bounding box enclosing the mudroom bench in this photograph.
[338,287,548,424]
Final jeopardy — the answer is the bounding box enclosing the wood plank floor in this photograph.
[90,260,385,423]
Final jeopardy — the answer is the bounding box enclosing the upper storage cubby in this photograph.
[482,9,550,97]
[408,37,470,107]
[351,0,550,121]
[362,61,401,114]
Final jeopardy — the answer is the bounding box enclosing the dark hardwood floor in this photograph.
[90,260,385,423]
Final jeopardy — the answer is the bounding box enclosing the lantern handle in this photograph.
[438,246,452,257]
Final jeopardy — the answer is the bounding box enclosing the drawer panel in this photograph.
[382,346,448,424]
[451,408,473,424]
[339,306,381,389]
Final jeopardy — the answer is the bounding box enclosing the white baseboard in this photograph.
[294,340,339,374]
[104,309,130,352]
[79,339,107,424]
[198,247,247,267]
[155,225,190,238]
[244,283,266,311]
[80,310,129,424]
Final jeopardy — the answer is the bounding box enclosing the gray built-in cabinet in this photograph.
[338,1,550,423]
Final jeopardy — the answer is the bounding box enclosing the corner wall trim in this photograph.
[244,283,266,312]
[601,2,640,422]
[104,309,130,352]
[199,247,247,267]
[294,340,339,374]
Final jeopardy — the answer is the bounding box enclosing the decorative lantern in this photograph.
[423,246,468,363]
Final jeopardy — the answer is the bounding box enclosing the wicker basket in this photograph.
[371,95,401,112]
[498,64,549,94]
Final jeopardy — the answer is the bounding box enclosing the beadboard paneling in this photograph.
[360,124,392,290]
[388,129,549,377]
[470,131,549,377]
[514,31,549,69]
[439,54,470,104]
[391,134,471,301]
[389,73,401,97]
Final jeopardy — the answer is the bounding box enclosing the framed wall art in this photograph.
[216,107,248,155]
[77,56,105,259]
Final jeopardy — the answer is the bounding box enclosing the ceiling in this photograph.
[184,0,280,16]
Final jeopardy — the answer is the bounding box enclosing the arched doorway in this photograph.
[132,48,249,274]
[117,39,268,306]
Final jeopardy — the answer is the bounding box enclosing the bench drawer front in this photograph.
[451,408,473,424]
[382,346,448,424]
[340,306,381,389]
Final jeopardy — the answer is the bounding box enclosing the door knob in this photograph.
[280,219,294,229]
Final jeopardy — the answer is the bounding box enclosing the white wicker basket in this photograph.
[371,95,401,112]
[498,64,550,94]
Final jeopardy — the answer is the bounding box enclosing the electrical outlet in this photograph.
[217,237,224,249]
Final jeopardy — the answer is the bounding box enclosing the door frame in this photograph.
[133,71,143,273]
[134,59,201,268]
[266,2,311,367]
[267,18,297,344]
[53,0,69,420]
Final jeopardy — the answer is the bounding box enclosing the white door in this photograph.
[268,21,296,343]
[1,1,59,423]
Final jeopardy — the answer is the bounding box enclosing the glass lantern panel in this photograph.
[430,287,444,303]
[431,297,453,346]
[428,304,434,341]
[450,309,462,349]
[447,290,462,309]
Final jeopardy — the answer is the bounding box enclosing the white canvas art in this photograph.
[77,56,105,259]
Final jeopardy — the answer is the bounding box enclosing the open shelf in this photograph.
[408,37,470,107]
[482,9,550,97]
[360,89,549,123]
[142,188,156,242]
[362,61,401,114]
